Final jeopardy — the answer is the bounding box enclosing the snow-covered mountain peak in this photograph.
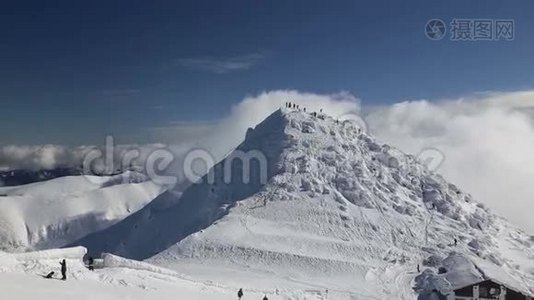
[238,108,489,230]
[77,108,534,298]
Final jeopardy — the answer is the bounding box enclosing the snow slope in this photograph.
[77,108,534,298]
[0,246,326,300]
[0,172,166,251]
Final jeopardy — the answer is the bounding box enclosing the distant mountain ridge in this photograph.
[0,167,81,187]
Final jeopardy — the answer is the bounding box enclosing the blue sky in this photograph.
[1,0,533,144]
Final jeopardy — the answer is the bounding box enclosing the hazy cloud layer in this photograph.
[176,53,266,74]
[0,143,168,174]
[0,145,87,171]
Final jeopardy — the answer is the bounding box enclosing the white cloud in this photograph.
[365,90,534,233]
[0,145,84,171]
[176,53,266,74]
[0,143,168,173]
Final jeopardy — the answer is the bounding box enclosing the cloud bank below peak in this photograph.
[365,90,534,233]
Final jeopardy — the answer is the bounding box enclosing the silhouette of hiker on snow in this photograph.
[238,288,243,299]
[263,295,268,300]
[60,259,67,280]
[87,256,94,271]
[454,238,458,246]
[44,271,55,279]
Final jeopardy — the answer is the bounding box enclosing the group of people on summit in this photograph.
[285,101,324,117]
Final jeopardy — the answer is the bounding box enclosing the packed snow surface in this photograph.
[0,246,326,299]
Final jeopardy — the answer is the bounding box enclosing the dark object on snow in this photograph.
[60,259,67,280]
[0,167,81,187]
[417,264,420,273]
[454,238,458,246]
[44,271,55,279]
[263,295,268,300]
[438,267,447,274]
[451,279,532,299]
[238,288,243,299]
[88,256,94,271]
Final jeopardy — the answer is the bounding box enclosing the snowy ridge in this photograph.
[78,108,534,299]
[0,172,166,251]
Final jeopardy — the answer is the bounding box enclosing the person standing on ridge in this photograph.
[60,259,67,280]
[238,288,244,299]
[88,256,94,271]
